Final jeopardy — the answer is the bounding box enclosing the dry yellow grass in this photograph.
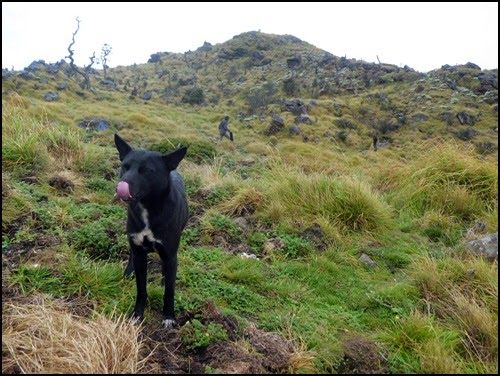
[2,297,149,374]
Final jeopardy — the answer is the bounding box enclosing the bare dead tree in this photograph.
[100,43,112,78]
[65,17,95,91]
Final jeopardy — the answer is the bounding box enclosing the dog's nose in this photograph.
[116,181,132,200]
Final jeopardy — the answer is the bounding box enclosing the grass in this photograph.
[2,48,497,374]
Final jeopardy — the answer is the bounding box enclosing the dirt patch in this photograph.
[48,174,75,194]
[301,223,328,251]
[337,335,388,374]
[138,301,309,374]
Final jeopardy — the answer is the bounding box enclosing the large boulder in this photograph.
[265,114,285,135]
[197,41,213,52]
[466,233,498,261]
[148,53,161,63]
[295,114,312,124]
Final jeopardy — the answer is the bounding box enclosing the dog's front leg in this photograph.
[158,240,179,328]
[131,244,148,321]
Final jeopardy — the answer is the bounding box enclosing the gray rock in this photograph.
[289,124,301,135]
[2,69,13,80]
[148,53,161,63]
[100,79,116,89]
[25,60,46,72]
[143,91,152,101]
[283,99,308,115]
[271,114,285,128]
[287,56,301,69]
[466,233,498,261]
[411,113,429,123]
[197,41,213,52]
[43,92,59,101]
[483,90,498,104]
[78,118,110,131]
[295,114,312,124]
[456,111,475,125]
[359,253,376,269]
[234,217,249,232]
[56,82,67,90]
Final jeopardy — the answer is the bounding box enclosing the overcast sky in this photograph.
[2,2,498,72]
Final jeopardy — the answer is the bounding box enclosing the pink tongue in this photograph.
[116,181,132,200]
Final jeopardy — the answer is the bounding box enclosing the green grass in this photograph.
[2,52,497,374]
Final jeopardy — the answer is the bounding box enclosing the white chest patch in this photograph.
[130,204,162,246]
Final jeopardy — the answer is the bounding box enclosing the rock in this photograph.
[286,56,301,69]
[411,113,429,123]
[100,79,116,89]
[456,128,478,141]
[456,111,475,125]
[483,90,498,104]
[197,41,213,52]
[46,60,67,74]
[240,252,258,260]
[56,82,67,90]
[440,111,456,126]
[466,233,498,261]
[288,124,301,135]
[143,91,152,101]
[43,92,59,102]
[359,253,376,269]
[477,71,498,94]
[283,99,307,115]
[414,84,425,93]
[2,69,13,80]
[464,62,481,70]
[19,71,37,80]
[234,217,249,232]
[265,114,285,135]
[295,114,312,124]
[78,118,110,131]
[466,221,487,238]
[148,53,161,63]
[25,60,46,72]
[271,114,285,128]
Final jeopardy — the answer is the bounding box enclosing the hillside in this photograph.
[2,31,498,374]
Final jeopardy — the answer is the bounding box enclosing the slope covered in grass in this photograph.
[2,31,498,374]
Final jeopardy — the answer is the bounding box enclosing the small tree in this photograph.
[100,43,112,78]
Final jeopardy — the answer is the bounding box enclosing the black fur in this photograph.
[114,134,188,325]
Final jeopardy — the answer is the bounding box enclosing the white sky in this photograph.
[2,2,498,72]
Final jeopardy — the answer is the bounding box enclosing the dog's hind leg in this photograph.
[123,252,134,278]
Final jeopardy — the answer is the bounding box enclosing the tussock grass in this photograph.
[2,297,148,374]
[387,141,497,221]
[408,256,498,372]
[2,104,84,176]
[258,165,393,237]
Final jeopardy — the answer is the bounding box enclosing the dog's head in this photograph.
[114,134,187,202]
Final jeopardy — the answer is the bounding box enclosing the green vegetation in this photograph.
[2,31,497,374]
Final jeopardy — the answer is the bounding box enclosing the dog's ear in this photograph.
[162,146,188,171]
[114,134,133,161]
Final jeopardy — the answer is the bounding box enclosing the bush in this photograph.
[150,137,217,164]
[335,118,357,129]
[182,87,204,105]
[283,77,298,96]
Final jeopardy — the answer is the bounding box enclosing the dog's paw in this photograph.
[162,318,176,329]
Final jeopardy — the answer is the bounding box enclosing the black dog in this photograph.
[114,134,188,328]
